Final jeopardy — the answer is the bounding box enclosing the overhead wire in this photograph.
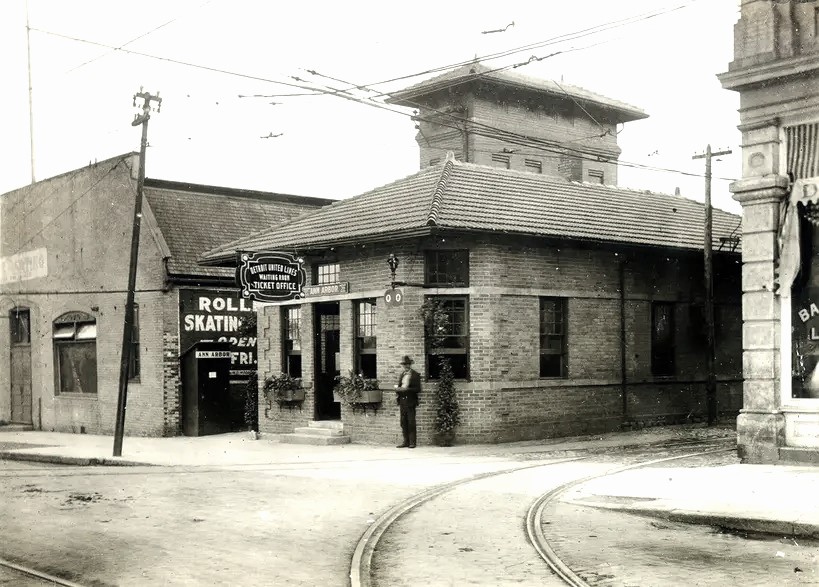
[243,1,701,99]
[66,0,213,73]
[28,0,732,185]
[6,156,131,257]
[296,62,737,182]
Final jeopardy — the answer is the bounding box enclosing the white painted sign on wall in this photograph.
[0,247,48,285]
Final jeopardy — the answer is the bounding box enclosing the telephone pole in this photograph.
[113,88,161,457]
[25,0,35,183]
[693,144,732,426]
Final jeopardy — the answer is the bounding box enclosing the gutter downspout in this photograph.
[619,257,628,425]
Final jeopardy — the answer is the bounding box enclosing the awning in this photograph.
[779,178,819,297]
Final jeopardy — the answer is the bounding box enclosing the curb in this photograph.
[594,504,819,540]
[0,450,151,467]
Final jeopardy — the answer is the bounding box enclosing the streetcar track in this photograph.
[0,557,87,587]
[350,456,590,587]
[526,445,734,586]
[352,438,735,587]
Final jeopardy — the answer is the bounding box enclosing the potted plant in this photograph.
[420,298,461,446]
[244,376,259,439]
[432,357,460,446]
[239,312,260,437]
[333,371,381,406]
[263,372,305,404]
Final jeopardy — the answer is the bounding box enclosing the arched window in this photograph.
[53,311,97,395]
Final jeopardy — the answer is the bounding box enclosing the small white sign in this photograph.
[0,247,48,285]
[208,372,217,379]
[195,350,231,359]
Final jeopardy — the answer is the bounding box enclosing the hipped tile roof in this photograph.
[386,62,648,123]
[201,160,741,264]
[144,179,332,279]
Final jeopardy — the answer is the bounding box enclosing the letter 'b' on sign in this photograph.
[384,288,404,307]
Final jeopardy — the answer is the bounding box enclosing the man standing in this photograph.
[394,355,421,448]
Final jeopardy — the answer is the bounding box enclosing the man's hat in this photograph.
[400,355,414,366]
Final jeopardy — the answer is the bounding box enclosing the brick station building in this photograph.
[0,154,331,435]
[719,0,819,463]
[202,65,745,446]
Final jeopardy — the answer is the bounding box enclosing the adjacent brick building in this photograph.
[719,0,819,463]
[0,154,331,436]
[203,65,744,445]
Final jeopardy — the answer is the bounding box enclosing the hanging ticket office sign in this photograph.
[236,251,306,303]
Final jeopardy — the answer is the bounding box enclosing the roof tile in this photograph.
[202,162,741,263]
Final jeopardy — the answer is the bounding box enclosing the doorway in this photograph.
[9,308,33,425]
[314,302,341,420]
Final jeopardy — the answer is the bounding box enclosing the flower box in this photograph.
[353,388,382,404]
[333,372,381,406]
[277,388,305,402]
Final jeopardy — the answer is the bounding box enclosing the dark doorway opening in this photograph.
[314,302,341,420]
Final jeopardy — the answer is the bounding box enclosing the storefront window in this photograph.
[785,122,819,399]
[790,211,819,398]
[283,306,302,378]
[424,296,469,379]
[356,300,377,379]
[53,311,98,395]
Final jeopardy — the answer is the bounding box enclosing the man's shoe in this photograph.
[396,444,409,448]
[408,444,416,449]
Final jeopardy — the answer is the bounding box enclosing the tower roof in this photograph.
[386,62,648,123]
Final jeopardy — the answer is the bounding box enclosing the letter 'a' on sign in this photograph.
[384,288,404,307]
[236,251,307,303]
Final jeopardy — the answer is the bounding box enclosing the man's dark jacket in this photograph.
[395,369,421,407]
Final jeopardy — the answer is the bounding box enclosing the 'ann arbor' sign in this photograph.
[179,289,256,381]
[236,251,306,303]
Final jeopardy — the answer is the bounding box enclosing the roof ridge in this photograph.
[426,154,457,226]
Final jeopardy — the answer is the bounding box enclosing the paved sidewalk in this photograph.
[2,424,819,541]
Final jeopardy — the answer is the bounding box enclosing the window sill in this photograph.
[56,393,98,400]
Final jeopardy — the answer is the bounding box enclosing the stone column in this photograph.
[732,171,789,463]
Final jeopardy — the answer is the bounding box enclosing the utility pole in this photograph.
[113,88,161,457]
[692,144,732,426]
[25,0,35,183]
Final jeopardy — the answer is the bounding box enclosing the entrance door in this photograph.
[314,302,341,420]
[9,308,32,425]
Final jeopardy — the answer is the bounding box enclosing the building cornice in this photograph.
[719,53,819,92]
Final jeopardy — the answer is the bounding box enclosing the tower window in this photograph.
[491,153,511,169]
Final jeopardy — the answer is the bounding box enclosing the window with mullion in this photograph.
[425,296,469,380]
[424,250,469,287]
[315,263,340,285]
[283,306,302,377]
[355,299,377,379]
[540,297,567,378]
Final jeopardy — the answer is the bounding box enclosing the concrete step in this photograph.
[293,426,345,437]
[280,433,351,446]
[308,420,344,431]
[779,447,819,465]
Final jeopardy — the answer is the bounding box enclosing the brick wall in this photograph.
[416,94,621,184]
[257,235,743,445]
[161,288,182,436]
[0,156,171,436]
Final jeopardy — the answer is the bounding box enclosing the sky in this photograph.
[0,0,742,213]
